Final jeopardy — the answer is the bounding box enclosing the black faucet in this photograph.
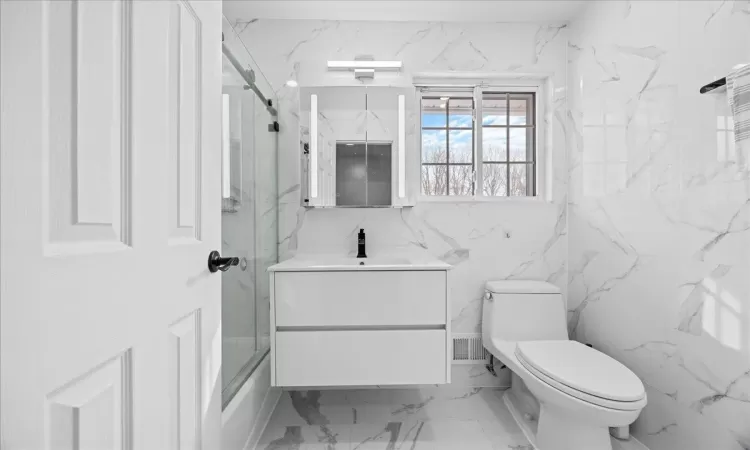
[357,228,367,258]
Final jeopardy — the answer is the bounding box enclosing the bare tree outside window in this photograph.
[421,95,474,196]
[483,92,535,196]
[421,90,536,198]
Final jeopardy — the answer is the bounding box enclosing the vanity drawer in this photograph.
[274,330,447,386]
[274,271,447,327]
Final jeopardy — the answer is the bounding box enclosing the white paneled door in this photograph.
[0,1,222,449]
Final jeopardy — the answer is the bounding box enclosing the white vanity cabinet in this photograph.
[268,258,451,387]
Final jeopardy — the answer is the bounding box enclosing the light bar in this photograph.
[222,94,231,199]
[310,94,318,199]
[327,60,402,70]
[398,95,406,199]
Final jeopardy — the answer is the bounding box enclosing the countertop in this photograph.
[268,254,452,272]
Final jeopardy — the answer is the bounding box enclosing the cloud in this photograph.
[482,116,506,126]
[450,130,473,142]
[449,116,472,128]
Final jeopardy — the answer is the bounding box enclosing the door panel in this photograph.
[44,0,131,254]
[0,1,222,449]
[169,310,201,450]
[46,351,132,450]
[168,0,202,244]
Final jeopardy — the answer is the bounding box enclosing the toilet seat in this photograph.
[515,341,647,411]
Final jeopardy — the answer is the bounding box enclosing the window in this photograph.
[420,88,538,198]
[421,94,475,196]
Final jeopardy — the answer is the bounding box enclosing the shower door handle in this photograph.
[207,250,240,273]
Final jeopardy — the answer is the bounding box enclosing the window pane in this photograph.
[482,93,507,126]
[482,163,507,196]
[482,127,507,161]
[422,98,446,127]
[422,164,447,196]
[509,128,533,162]
[449,130,473,163]
[509,164,534,196]
[509,94,534,125]
[422,129,447,163]
[448,98,473,129]
[449,165,473,196]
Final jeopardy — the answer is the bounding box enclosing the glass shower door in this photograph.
[220,17,277,408]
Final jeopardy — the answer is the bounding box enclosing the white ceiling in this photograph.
[223,1,587,23]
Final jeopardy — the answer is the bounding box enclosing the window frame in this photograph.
[417,82,546,202]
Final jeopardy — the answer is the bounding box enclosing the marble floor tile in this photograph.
[254,387,532,450]
[349,422,417,449]
[350,419,497,450]
[256,424,351,450]
[270,390,357,426]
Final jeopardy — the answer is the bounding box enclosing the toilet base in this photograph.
[537,403,613,450]
[503,373,614,450]
[503,389,539,448]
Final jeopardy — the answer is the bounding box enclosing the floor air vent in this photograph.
[452,334,489,364]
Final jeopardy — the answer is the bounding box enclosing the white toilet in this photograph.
[481,280,646,450]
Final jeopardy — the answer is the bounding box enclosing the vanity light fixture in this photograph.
[310,94,318,199]
[221,94,231,199]
[398,94,406,199]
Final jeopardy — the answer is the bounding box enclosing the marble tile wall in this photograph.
[220,11,571,386]
[568,1,750,449]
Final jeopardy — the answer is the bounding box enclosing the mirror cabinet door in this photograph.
[367,87,415,207]
[302,86,414,207]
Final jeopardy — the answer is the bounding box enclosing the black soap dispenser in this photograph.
[357,229,367,258]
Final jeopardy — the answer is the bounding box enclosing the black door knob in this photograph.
[208,250,239,273]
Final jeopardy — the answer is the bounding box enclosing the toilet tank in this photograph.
[481,280,568,343]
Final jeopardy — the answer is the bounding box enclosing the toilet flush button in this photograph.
[484,291,493,301]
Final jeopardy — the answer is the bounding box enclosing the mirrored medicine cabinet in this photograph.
[300,86,417,208]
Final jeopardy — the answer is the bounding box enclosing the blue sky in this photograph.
[422,111,530,163]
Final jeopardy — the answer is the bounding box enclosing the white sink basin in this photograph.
[305,257,410,267]
[268,255,450,272]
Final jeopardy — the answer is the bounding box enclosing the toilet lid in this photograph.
[516,341,646,403]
